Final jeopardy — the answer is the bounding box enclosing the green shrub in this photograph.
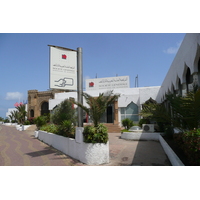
[83,124,108,143]
[4,118,10,123]
[51,99,76,126]
[57,120,75,138]
[35,116,48,130]
[28,117,35,125]
[40,123,59,134]
[122,118,134,130]
[174,129,200,165]
[24,120,30,125]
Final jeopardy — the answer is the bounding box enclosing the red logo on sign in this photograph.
[89,82,94,87]
[62,54,67,59]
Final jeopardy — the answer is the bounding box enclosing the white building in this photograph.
[156,33,200,102]
[6,108,17,120]
[49,76,160,126]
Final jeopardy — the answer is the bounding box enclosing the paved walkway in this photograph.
[104,132,171,166]
[0,125,85,166]
[0,125,171,166]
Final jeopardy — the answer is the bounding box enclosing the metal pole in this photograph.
[77,47,83,127]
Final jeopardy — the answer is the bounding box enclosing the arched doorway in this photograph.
[178,78,182,96]
[30,109,34,117]
[41,102,49,116]
[186,67,193,92]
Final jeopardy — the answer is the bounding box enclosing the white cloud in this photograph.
[163,41,182,54]
[5,92,23,100]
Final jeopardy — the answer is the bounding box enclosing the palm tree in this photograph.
[140,86,200,132]
[8,113,14,123]
[16,104,27,124]
[73,90,120,127]
[13,110,19,123]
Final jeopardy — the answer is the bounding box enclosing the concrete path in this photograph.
[104,132,171,166]
[0,125,171,166]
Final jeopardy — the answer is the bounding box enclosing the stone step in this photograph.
[103,123,121,133]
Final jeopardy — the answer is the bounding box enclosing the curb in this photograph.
[159,135,184,166]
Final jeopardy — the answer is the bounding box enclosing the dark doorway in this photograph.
[41,102,49,116]
[30,109,34,117]
[107,105,113,123]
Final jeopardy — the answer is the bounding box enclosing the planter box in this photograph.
[37,127,109,165]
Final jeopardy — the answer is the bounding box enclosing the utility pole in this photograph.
[135,75,139,87]
[77,47,83,127]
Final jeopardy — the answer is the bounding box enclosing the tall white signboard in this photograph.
[49,45,77,90]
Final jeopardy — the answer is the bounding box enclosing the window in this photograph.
[121,102,139,121]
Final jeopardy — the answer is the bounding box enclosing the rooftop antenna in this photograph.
[116,74,118,77]
[135,75,139,87]
[96,73,97,78]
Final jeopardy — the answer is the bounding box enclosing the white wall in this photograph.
[37,128,109,165]
[49,86,160,111]
[6,108,17,119]
[49,86,160,125]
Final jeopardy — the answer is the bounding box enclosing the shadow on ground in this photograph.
[25,147,63,157]
[131,140,171,166]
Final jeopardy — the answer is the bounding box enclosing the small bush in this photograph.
[35,116,48,130]
[122,118,134,130]
[27,117,35,125]
[57,120,75,138]
[174,129,200,165]
[40,124,59,134]
[24,120,30,125]
[4,118,10,123]
[83,124,108,144]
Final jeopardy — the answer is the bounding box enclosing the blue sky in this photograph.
[0,33,185,117]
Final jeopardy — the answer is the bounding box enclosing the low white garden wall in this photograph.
[16,125,31,131]
[36,127,109,165]
[121,132,161,141]
[2,123,31,131]
[159,135,184,166]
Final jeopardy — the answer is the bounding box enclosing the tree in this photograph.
[51,99,77,125]
[15,104,27,124]
[165,87,200,131]
[73,90,120,127]
[140,87,200,132]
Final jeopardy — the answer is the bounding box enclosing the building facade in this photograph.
[27,89,64,118]
[156,33,200,102]
[49,76,160,126]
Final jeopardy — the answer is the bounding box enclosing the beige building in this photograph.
[27,89,64,118]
